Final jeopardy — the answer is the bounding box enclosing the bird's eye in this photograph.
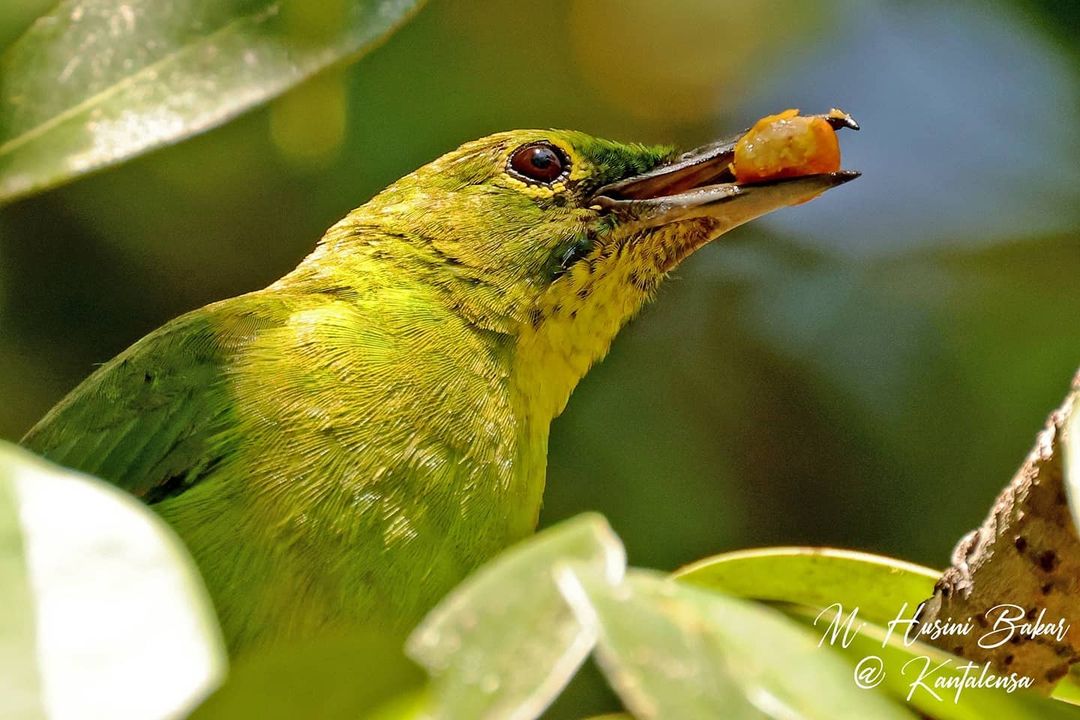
[507,142,568,184]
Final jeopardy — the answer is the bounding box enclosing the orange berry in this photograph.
[731,109,841,183]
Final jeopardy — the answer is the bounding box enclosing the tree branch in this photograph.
[917,370,1080,689]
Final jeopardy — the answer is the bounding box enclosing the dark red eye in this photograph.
[508,142,567,184]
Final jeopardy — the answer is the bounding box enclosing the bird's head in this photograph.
[323,123,858,421]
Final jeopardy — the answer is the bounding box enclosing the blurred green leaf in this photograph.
[407,513,624,720]
[560,568,915,720]
[679,547,1080,717]
[790,605,1080,720]
[0,0,55,51]
[0,443,44,719]
[0,440,225,719]
[1064,385,1080,542]
[675,547,938,625]
[190,628,425,720]
[0,0,426,203]
[1054,671,1080,706]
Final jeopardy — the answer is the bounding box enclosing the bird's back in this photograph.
[22,294,276,498]
[22,279,542,653]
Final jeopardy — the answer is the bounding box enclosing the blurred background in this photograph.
[0,1,1078,714]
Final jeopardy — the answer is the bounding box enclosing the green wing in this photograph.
[22,300,277,502]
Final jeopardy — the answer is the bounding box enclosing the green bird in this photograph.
[22,122,857,656]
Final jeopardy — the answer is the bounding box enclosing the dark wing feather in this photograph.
[22,301,276,501]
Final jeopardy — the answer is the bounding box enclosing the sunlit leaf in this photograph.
[407,513,624,720]
[559,568,915,720]
[1063,386,1080,549]
[789,605,1080,720]
[0,0,426,203]
[0,447,44,719]
[676,546,938,626]
[0,441,225,720]
[1055,669,1080,706]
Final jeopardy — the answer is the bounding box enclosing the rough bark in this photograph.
[916,370,1080,689]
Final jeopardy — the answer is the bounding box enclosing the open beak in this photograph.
[591,110,860,231]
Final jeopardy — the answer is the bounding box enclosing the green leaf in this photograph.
[678,547,1080,716]
[190,628,425,720]
[0,0,54,51]
[1064,386,1080,552]
[1054,671,1080,706]
[788,605,1080,720]
[0,441,225,719]
[560,568,916,720]
[0,445,44,719]
[0,0,426,203]
[407,513,625,720]
[676,546,938,626]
